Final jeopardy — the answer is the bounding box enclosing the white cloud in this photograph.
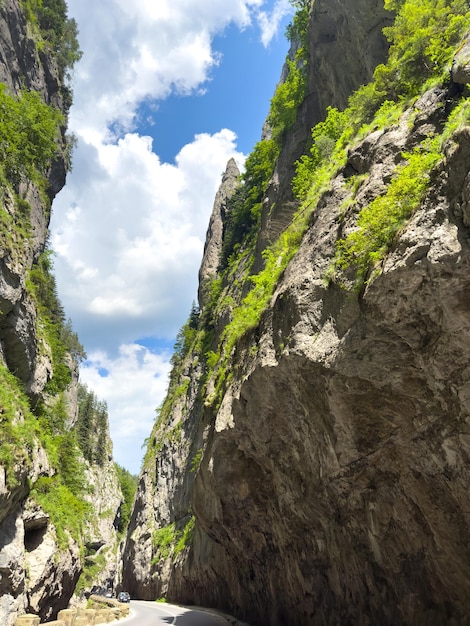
[79,344,172,475]
[51,127,243,472]
[67,0,267,142]
[50,0,288,472]
[52,129,244,351]
[257,0,294,47]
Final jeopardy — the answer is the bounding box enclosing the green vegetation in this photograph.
[170,301,200,372]
[115,464,138,535]
[143,303,202,468]
[75,550,107,595]
[0,361,89,539]
[190,449,203,473]
[442,97,470,140]
[27,395,92,550]
[0,199,93,557]
[152,524,177,562]
[289,0,470,289]
[268,58,306,141]
[293,106,348,200]
[218,0,312,273]
[0,195,32,266]
[31,475,91,549]
[379,0,469,98]
[0,364,37,475]
[340,0,470,128]
[76,383,108,466]
[268,0,310,140]
[220,139,280,270]
[334,141,442,286]
[175,515,195,553]
[0,361,94,553]
[286,0,311,48]
[0,84,63,187]
[151,515,195,565]
[28,250,85,396]
[22,0,82,79]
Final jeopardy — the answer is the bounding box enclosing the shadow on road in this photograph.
[160,610,222,625]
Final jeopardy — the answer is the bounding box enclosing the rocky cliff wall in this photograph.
[124,1,470,625]
[257,0,393,262]
[188,83,470,626]
[0,3,122,624]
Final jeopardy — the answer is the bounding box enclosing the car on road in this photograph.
[118,591,130,603]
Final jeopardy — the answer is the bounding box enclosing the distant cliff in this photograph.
[0,2,124,624]
[123,1,470,625]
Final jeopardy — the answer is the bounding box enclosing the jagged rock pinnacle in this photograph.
[198,157,240,309]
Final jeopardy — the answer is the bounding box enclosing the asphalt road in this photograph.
[119,600,230,625]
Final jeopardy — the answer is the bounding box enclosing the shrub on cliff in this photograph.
[0,84,63,186]
[22,0,82,78]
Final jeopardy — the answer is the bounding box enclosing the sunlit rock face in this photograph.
[124,2,470,625]
[187,88,470,625]
[198,158,241,308]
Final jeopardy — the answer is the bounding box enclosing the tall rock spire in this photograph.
[197,157,240,308]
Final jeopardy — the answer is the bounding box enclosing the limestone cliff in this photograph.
[124,1,470,625]
[0,2,123,624]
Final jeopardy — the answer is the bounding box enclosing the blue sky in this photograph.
[50,0,294,474]
[138,22,289,162]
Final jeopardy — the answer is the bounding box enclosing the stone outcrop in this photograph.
[183,85,470,625]
[451,32,470,86]
[124,2,470,625]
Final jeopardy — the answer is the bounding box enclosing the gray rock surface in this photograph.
[124,3,470,624]
[198,158,240,308]
[0,2,122,624]
[187,98,470,624]
[452,32,470,85]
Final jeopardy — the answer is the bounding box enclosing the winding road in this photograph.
[119,600,231,625]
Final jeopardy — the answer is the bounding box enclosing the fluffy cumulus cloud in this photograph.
[67,0,269,139]
[52,129,244,350]
[51,0,291,472]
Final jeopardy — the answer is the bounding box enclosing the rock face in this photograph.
[187,91,470,626]
[0,0,67,402]
[0,3,122,625]
[124,2,470,625]
[258,0,394,259]
[198,158,240,307]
